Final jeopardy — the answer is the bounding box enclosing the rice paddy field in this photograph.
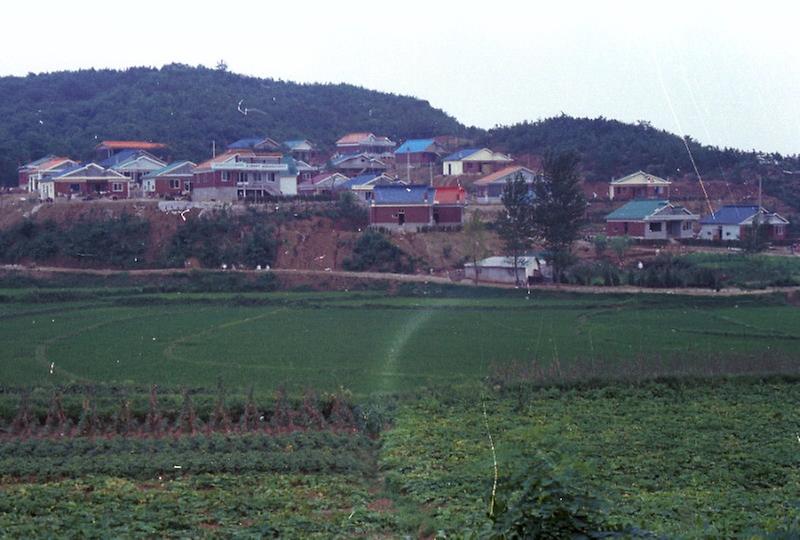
[1,285,799,394]
[1,281,800,537]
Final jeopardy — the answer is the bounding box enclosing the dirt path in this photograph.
[2,263,799,297]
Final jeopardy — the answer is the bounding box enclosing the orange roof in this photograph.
[472,166,531,186]
[336,132,373,145]
[38,157,75,171]
[97,140,168,150]
[434,186,466,204]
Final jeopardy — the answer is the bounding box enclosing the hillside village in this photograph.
[15,134,790,234]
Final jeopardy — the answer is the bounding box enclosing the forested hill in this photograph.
[0,64,467,184]
[482,116,798,184]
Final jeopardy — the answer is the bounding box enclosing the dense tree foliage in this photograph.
[482,116,800,187]
[0,64,466,185]
[496,173,535,284]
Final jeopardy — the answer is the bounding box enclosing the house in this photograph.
[471,166,537,203]
[336,132,396,158]
[39,163,130,200]
[698,205,789,242]
[227,137,283,153]
[605,200,698,239]
[338,173,400,203]
[442,148,512,176]
[293,160,319,183]
[394,139,446,167]
[370,185,435,230]
[100,150,167,190]
[18,156,78,193]
[283,139,317,163]
[330,153,388,175]
[192,151,295,202]
[464,255,549,285]
[297,172,350,197]
[432,186,467,225]
[609,171,671,200]
[94,140,168,161]
[142,161,196,198]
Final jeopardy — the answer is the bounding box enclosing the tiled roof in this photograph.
[606,200,669,220]
[699,205,760,225]
[443,148,481,161]
[142,161,196,180]
[373,184,434,205]
[395,139,436,154]
[610,170,671,185]
[434,186,466,204]
[96,140,167,151]
[336,132,395,146]
[472,166,534,186]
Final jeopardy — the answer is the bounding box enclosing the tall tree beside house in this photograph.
[463,210,489,284]
[496,173,535,285]
[532,151,586,282]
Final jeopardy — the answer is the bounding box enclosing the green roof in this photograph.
[606,200,669,220]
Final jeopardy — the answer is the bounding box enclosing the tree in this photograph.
[532,151,586,282]
[464,210,489,284]
[592,234,608,259]
[609,235,631,266]
[496,173,535,285]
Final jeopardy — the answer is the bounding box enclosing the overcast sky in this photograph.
[2,1,798,155]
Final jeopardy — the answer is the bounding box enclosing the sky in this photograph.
[1,0,798,155]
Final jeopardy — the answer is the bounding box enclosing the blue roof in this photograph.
[606,200,669,220]
[443,148,480,161]
[51,163,86,178]
[141,161,195,180]
[700,205,760,225]
[373,184,434,205]
[339,173,380,190]
[395,139,435,154]
[99,149,139,168]
[227,138,264,149]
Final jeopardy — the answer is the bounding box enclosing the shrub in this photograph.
[342,230,416,273]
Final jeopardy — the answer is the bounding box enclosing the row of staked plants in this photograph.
[2,385,368,440]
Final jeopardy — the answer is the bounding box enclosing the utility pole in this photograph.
[212,140,216,158]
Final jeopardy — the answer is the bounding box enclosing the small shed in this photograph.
[464,255,549,284]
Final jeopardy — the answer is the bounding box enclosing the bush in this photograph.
[342,231,416,273]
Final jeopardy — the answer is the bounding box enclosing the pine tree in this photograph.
[496,173,535,285]
[532,151,587,282]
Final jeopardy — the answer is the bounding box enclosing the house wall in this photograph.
[53,180,129,199]
[396,152,438,166]
[370,205,431,228]
[279,176,298,196]
[606,221,646,237]
[464,266,529,284]
[609,184,670,200]
[18,171,30,189]
[192,186,237,202]
[442,160,463,176]
[433,206,463,224]
[699,224,741,241]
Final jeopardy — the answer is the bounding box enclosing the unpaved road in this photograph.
[3,264,799,297]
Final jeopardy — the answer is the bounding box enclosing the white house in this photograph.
[464,255,550,284]
[442,148,513,176]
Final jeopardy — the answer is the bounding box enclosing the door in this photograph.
[398,210,405,225]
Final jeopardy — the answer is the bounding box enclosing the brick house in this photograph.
[192,151,295,202]
[606,200,698,239]
[394,139,446,167]
[698,205,789,242]
[142,161,196,198]
[369,185,466,230]
[18,156,77,193]
[472,166,537,204]
[39,163,130,200]
[335,132,396,159]
[442,148,512,176]
[608,171,671,200]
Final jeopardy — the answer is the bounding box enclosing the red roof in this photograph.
[96,140,167,151]
[472,166,532,186]
[434,186,466,204]
[336,132,373,145]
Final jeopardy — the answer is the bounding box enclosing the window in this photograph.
[184,181,192,191]
[221,171,229,182]
[682,221,691,230]
[169,179,180,189]
[112,183,124,192]
[70,183,80,192]
[648,222,662,232]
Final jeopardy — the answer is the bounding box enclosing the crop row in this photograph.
[0,432,374,479]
